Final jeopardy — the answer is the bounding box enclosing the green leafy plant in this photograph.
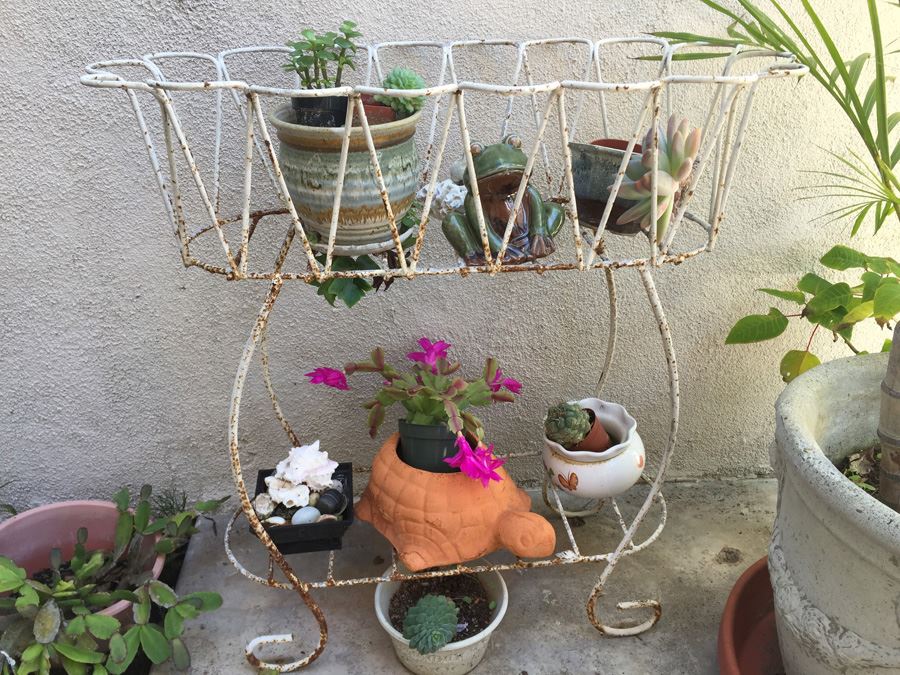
[283,20,362,89]
[654,0,899,233]
[401,594,459,655]
[726,245,899,381]
[544,402,592,448]
[0,486,225,674]
[374,67,427,118]
[612,115,702,242]
[308,201,422,308]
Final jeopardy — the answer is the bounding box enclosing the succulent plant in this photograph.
[375,67,426,118]
[544,402,592,448]
[610,115,702,242]
[402,594,459,654]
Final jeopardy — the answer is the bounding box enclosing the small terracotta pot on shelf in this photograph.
[572,409,613,452]
[354,94,398,126]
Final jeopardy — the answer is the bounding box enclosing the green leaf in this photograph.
[164,607,185,639]
[148,581,178,609]
[154,538,177,555]
[758,288,806,304]
[838,300,875,327]
[139,625,172,664]
[66,616,87,637]
[112,488,129,513]
[133,587,151,626]
[15,584,39,611]
[874,279,900,319]
[85,614,120,640]
[105,626,140,674]
[32,600,61,644]
[806,282,852,317]
[797,273,831,295]
[0,562,26,593]
[725,308,789,344]
[193,497,229,513]
[780,350,821,383]
[819,245,869,270]
[173,602,200,620]
[108,634,127,664]
[170,638,191,670]
[882,339,893,352]
[180,592,223,612]
[113,513,133,559]
[134,500,150,533]
[53,643,104,665]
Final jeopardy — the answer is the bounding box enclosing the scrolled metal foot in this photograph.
[246,632,326,673]
[586,588,662,636]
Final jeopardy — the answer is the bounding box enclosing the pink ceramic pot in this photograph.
[0,500,165,622]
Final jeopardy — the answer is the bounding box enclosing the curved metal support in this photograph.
[586,265,679,635]
[228,277,328,672]
[260,325,301,447]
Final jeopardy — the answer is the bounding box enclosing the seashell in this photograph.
[308,492,319,507]
[253,493,275,518]
[316,514,339,523]
[316,488,348,516]
[273,441,338,492]
[265,476,310,509]
[263,516,287,526]
[291,506,321,525]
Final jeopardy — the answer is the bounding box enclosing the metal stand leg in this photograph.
[228,277,329,671]
[585,265,679,635]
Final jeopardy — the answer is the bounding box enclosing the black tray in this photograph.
[253,463,353,554]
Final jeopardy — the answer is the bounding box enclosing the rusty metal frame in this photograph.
[82,38,804,672]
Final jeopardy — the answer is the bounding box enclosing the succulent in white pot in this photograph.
[542,398,645,500]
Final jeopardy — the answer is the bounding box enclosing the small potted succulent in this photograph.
[283,20,362,127]
[570,115,701,239]
[357,67,427,126]
[0,487,223,673]
[306,337,521,473]
[374,571,509,675]
[542,398,646,500]
[251,441,353,554]
[273,36,428,248]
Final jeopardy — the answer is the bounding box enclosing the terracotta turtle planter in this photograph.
[357,434,556,571]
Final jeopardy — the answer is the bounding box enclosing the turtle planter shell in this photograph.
[357,434,556,571]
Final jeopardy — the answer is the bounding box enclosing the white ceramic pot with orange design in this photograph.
[542,398,645,500]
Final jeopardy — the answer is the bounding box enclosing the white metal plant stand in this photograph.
[82,37,804,672]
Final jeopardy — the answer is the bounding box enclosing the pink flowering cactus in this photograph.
[306,337,520,484]
[444,436,506,487]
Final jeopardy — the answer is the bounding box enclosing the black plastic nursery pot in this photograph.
[291,95,349,128]
[397,419,461,473]
[253,463,354,554]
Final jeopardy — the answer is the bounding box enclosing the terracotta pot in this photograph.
[355,95,398,126]
[569,139,644,236]
[0,501,165,624]
[718,556,784,675]
[572,410,612,452]
[357,434,556,571]
[374,569,509,675]
[543,398,645,500]
[271,105,421,248]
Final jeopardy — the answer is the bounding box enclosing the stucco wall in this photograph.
[1,0,896,508]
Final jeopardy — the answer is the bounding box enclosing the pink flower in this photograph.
[444,436,506,487]
[407,337,452,373]
[305,367,349,390]
[488,368,522,395]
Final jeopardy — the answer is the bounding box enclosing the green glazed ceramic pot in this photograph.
[271,105,421,247]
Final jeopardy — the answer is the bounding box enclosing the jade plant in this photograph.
[374,67,426,118]
[401,594,459,655]
[544,402,592,449]
[611,115,702,243]
[283,20,362,89]
[0,486,225,674]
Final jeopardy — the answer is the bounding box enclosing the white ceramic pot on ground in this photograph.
[542,398,645,500]
[771,354,900,674]
[374,570,508,675]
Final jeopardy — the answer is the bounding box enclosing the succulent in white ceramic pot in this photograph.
[542,397,645,500]
[374,569,508,675]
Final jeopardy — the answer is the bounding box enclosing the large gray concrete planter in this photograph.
[771,353,900,674]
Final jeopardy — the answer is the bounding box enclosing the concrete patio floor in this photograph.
[156,478,777,675]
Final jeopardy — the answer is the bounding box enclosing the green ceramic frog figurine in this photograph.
[441,134,565,265]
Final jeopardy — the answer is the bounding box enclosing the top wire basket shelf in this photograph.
[81,38,805,283]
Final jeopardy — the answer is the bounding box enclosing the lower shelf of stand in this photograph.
[224,477,666,590]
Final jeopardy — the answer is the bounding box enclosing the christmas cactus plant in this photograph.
[306,337,521,485]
